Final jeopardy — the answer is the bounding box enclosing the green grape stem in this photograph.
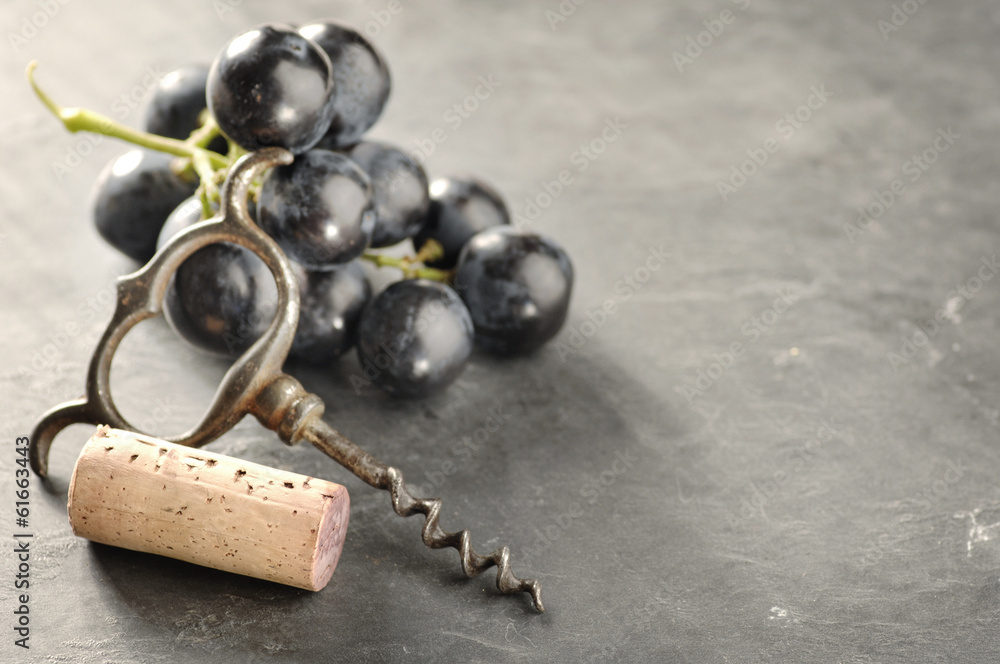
[361,251,453,282]
[187,112,223,150]
[27,61,229,171]
[414,238,445,265]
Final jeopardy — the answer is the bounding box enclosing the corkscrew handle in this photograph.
[30,148,544,612]
[253,376,544,612]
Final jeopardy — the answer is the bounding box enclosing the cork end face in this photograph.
[309,486,350,591]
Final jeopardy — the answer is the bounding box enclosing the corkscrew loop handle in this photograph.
[30,148,299,476]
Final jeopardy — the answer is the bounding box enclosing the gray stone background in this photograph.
[2,0,999,662]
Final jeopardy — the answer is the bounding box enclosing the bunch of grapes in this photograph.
[40,21,574,398]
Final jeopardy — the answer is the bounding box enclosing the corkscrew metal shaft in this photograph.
[29,149,543,612]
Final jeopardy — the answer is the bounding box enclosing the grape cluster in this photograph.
[86,21,574,398]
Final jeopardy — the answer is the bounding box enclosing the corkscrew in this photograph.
[29,148,543,612]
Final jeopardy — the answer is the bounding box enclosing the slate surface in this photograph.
[2,1,999,662]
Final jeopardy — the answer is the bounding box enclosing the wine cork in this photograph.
[68,426,349,591]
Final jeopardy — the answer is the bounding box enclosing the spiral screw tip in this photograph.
[385,467,545,612]
[528,581,545,612]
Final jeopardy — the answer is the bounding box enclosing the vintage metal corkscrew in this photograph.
[29,148,544,612]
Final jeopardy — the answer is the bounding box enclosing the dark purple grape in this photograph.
[159,198,365,361]
[413,175,510,269]
[259,149,375,269]
[160,197,278,358]
[454,227,573,355]
[299,20,390,149]
[143,65,228,153]
[356,279,473,397]
[156,196,207,251]
[156,197,257,251]
[291,261,371,363]
[342,141,429,248]
[207,24,336,154]
[92,149,198,263]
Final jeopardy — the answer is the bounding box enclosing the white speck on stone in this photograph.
[768,606,799,625]
[955,508,1000,556]
[944,297,963,324]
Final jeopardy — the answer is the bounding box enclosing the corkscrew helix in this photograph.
[29,148,544,612]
